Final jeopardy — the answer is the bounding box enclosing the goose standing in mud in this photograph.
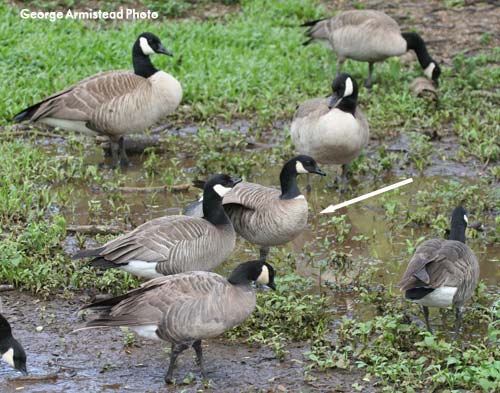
[291,74,368,192]
[185,155,326,262]
[399,206,480,335]
[12,32,182,167]
[79,260,276,383]
[302,10,441,88]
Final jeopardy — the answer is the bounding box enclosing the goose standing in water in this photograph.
[185,155,326,262]
[291,74,368,191]
[399,206,480,335]
[13,32,182,167]
[79,260,276,383]
[302,10,441,88]
[73,174,241,278]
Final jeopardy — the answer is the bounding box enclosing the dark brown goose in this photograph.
[399,206,480,334]
[79,260,276,383]
[185,155,326,261]
[12,32,182,167]
[73,174,241,279]
[302,10,441,88]
[291,73,369,191]
[0,314,27,375]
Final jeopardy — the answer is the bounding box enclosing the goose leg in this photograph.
[259,247,269,262]
[118,136,129,167]
[305,173,312,194]
[422,306,433,334]
[340,164,349,193]
[336,59,345,76]
[110,140,120,168]
[192,340,206,379]
[165,343,189,384]
[365,63,374,88]
[454,306,463,337]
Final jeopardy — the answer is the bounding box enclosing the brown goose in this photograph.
[0,314,27,375]
[291,73,369,191]
[185,155,326,261]
[302,10,441,88]
[12,32,182,167]
[73,174,241,279]
[399,206,480,334]
[79,260,276,383]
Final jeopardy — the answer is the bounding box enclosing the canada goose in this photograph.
[0,314,27,375]
[73,174,241,279]
[79,260,275,383]
[291,73,369,191]
[12,32,182,167]
[302,10,441,88]
[185,155,326,261]
[399,206,480,335]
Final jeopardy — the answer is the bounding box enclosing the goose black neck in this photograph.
[202,190,231,227]
[132,41,158,78]
[0,315,12,339]
[402,32,433,69]
[336,94,357,116]
[279,161,301,200]
[449,222,467,243]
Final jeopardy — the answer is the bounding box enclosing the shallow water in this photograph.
[1,126,498,392]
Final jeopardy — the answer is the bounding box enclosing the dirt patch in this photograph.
[0,291,373,393]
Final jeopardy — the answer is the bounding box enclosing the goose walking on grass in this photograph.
[73,174,241,279]
[0,314,27,375]
[12,32,182,167]
[185,155,326,262]
[291,73,368,192]
[302,10,441,88]
[79,260,276,383]
[399,206,480,335]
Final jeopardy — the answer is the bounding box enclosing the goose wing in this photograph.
[222,181,281,211]
[399,239,477,290]
[293,97,330,121]
[14,71,145,125]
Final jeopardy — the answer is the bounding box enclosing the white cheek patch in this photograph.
[2,348,14,368]
[463,214,468,224]
[344,77,353,97]
[213,184,232,197]
[295,161,309,174]
[424,62,435,79]
[256,265,269,285]
[139,37,155,55]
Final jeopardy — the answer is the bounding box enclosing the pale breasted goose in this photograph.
[302,10,441,88]
[399,206,480,335]
[0,314,27,375]
[291,73,369,191]
[79,260,276,383]
[12,32,182,167]
[73,174,241,279]
[185,155,326,261]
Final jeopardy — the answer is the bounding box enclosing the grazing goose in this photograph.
[302,10,441,87]
[12,32,182,167]
[73,174,241,279]
[79,260,276,383]
[0,314,27,375]
[185,155,326,261]
[399,206,480,335]
[291,73,369,191]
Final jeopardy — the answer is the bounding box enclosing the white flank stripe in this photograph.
[321,178,413,214]
[414,286,457,308]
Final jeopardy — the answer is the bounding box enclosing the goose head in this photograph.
[424,61,441,85]
[0,315,27,375]
[328,73,359,114]
[228,260,276,290]
[136,32,173,57]
[204,173,242,199]
[290,155,326,176]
